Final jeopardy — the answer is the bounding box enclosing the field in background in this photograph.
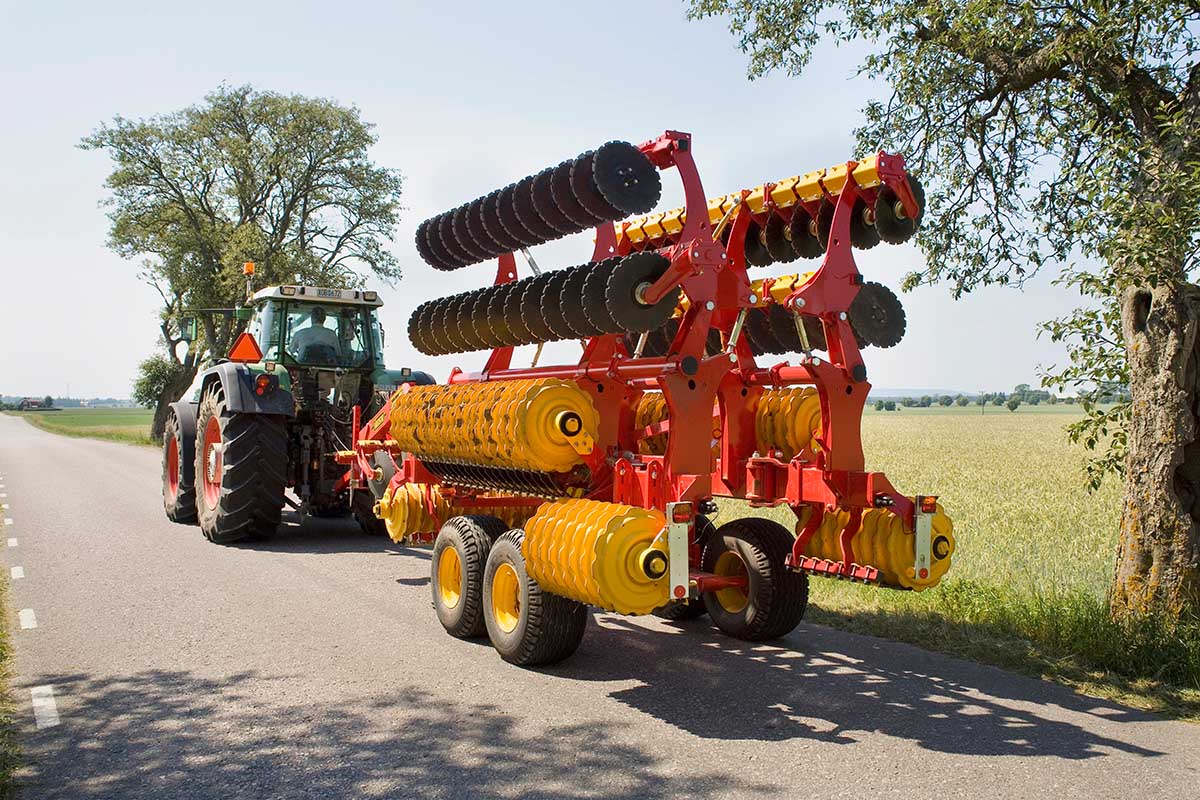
[5,408,154,446]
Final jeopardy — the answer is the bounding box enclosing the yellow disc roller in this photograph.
[375,482,537,544]
[522,499,669,615]
[635,388,821,459]
[798,503,955,591]
[389,379,598,473]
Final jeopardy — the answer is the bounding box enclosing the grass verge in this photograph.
[5,409,154,446]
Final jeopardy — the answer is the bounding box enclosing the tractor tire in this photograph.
[701,518,808,641]
[482,529,588,666]
[193,382,287,545]
[652,515,716,622]
[432,515,509,638]
[162,408,197,524]
[353,491,388,537]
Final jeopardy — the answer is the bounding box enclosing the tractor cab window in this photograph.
[249,300,284,361]
[284,303,373,368]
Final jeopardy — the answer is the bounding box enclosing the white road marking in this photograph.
[7,538,17,547]
[30,686,60,729]
[11,566,23,579]
[19,609,37,629]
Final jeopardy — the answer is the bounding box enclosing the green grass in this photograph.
[710,410,1200,718]
[6,408,154,446]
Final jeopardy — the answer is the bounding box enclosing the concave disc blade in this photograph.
[570,150,622,221]
[788,206,824,259]
[519,273,557,343]
[481,189,523,252]
[580,257,622,334]
[816,198,835,250]
[423,215,461,271]
[591,141,661,216]
[743,220,775,268]
[745,307,784,355]
[415,219,449,270]
[848,281,906,348]
[497,184,541,248]
[435,212,472,268]
[466,197,508,256]
[452,204,492,263]
[768,303,803,352]
[503,279,536,345]
[764,214,799,263]
[531,167,577,235]
[513,174,560,242]
[540,268,579,341]
[874,176,925,244]
[605,252,677,334]
[849,196,881,250]
[559,263,596,337]
[551,158,604,227]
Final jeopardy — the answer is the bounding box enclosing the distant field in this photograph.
[7,407,154,445]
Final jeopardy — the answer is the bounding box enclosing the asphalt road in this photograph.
[0,414,1197,799]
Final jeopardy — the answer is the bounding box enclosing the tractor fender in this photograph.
[200,362,295,417]
[168,399,199,484]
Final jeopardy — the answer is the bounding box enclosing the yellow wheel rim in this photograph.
[713,550,749,614]
[438,546,463,610]
[492,562,521,634]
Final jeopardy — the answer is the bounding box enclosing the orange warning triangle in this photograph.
[228,331,264,363]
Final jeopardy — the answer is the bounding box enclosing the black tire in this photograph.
[193,382,287,544]
[652,515,716,622]
[353,491,388,537]
[701,518,808,641]
[482,530,588,666]
[162,408,197,524]
[432,515,509,638]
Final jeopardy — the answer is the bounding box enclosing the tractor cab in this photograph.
[247,286,384,372]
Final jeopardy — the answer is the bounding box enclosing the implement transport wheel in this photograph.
[162,407,197,524]
[483,529,588,666]
[701,518,808,641]
[653,515,716,622]
[432,515,509,638]
[193,382,287,544]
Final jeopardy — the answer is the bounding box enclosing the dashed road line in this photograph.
[11,566,24,579]
[19,609,37,629]
[30,686,60,729]
[7,538,17,547]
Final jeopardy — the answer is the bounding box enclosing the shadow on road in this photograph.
[550,614,1165,759]
[18,670,755,800]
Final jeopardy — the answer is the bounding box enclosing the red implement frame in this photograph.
[340,132,923,586]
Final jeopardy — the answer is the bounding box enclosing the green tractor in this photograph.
[161,284,432,543]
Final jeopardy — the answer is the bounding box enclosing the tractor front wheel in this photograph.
[701,518,808,641]
[194,383,287,544]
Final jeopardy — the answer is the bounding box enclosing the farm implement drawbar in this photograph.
[340,131,955,665]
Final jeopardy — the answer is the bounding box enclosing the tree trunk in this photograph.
[1113,282,1200,619]
[149,365,200,442]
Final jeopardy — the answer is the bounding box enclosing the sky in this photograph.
[0,0,1081,398]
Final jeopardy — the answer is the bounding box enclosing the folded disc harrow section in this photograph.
[415,141,663,271]
[344,131,953,667]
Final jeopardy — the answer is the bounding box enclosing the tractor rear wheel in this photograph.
[701,518,808,641]
[162,408,197,524]
[194,383,287,544]
[482,529,588,666]
[432,515,509,638]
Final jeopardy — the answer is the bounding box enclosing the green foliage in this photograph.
[81,84,403,364]
[883,400,896,411]
[1006,397,1021,412]
[131,350,188,408]
[41,395,53,408]
[955,395,969,406]
[688,0,1200,488]
[938,394,953,406]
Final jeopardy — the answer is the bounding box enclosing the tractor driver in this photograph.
[289,306,341,362]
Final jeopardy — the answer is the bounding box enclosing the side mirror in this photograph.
[178,317,198,343]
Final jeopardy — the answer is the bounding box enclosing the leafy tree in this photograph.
[1048,395,1059,405]
[955,395,970,407]
[1006,398,1021,413]
[42,395,53,408]
[884,400,896,411]
[873,399,885,411]
[688,0,1200,617]
[939,394,953,406]
[918,395,933,408]
[82,85,403,439]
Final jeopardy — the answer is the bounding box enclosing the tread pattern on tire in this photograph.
[701,517,808,641]
[163,409,198,524]
[194,382,287,544]
[433,515,509,638]
[485,529,588,666]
